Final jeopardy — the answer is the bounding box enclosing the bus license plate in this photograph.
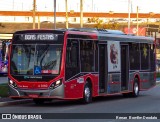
[28,94,39,98]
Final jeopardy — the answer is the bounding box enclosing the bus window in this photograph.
[80,40,94,72]
[65,39,80,80]
[10,44,62,75]
[150,44,156,71]
[37,45,62,74]
[129,43,140,70]
[141,43,149,70]
[11,45,35,75]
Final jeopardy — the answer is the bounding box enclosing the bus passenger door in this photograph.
[121,45,129,91]
[99,44,107,93]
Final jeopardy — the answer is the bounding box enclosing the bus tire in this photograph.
[33,99,45,105]
[132,78,139,97]
[123,78,139,98]
[82,81,92,104]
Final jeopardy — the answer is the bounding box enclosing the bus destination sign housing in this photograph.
[20,33,58,41]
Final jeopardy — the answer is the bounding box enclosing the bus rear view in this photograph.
[8,30,65,104]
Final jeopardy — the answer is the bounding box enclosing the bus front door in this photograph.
[99,44,107,93]
[121,45,129,91]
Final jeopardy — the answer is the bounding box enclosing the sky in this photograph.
[0,0,159,13]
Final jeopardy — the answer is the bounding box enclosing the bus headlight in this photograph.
[8,80,17,89]
[9,80,13,85]
[50,80,62,89]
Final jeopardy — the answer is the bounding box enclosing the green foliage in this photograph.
[94,19,120,30]
[94,19,104,29]
[103,21,120,30]
[0,84,8,97]
[87,17,100,23]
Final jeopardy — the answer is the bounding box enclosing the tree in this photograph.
[95,20,119,30]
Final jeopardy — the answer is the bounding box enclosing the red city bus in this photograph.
[8,28,156,104]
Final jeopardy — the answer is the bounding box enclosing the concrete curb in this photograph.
[0,99,33,107]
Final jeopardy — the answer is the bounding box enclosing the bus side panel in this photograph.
[83,74,99,97]
[64,74,99,99]
[129,73,136,91]
[92,74,99,97]
[129,72,156,91]
[139,72,156,90]
[65,79,83,99]
[107,73,121,94]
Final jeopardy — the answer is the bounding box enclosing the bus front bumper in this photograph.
[8,84,65,99]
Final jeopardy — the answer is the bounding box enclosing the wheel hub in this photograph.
[134,83,139,95]
[85,87,90,99]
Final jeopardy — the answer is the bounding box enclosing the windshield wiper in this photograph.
[43,60,57,70]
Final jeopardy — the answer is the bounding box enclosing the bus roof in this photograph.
[68,28,125,35]
[13,28,155,43]
[13,29,65,35]
[67,28,154,43]
[98,33,154,43]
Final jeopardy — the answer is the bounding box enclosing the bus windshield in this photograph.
[10,44,62,75]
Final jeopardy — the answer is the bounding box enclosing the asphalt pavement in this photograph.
[0,76,8,84]
[0,76,33,106]
[0,76,160,107]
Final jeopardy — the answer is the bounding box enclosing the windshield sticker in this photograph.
[143,45,147,58]
[17,47,22,71]
[41,70,58,74]
[34,66,41,75]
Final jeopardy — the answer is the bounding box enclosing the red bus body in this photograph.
[8,28,156,103]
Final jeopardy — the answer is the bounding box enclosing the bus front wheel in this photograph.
[83,81,92,104]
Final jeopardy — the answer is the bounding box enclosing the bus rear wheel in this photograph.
[132,78,139,97]
[82,81,92,104]
[123,78,139,97]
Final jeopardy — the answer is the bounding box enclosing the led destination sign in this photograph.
[21,33,58,41]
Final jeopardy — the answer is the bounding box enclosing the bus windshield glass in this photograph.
[10,44,62,75]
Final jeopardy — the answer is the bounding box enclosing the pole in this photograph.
[12,0,14,10]
[128,0,131,34]
[13,0,15,21]
[80,0,83,28]
[38,16,40,29]
[33,0,36,29]
[65,0,68,29]
[92,0,93,11]
[136,6,139,36]
[54,0,56,29]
